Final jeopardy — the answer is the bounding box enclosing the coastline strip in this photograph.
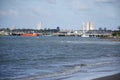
[93,73,120,80]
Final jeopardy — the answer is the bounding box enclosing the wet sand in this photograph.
[93,73,120,80]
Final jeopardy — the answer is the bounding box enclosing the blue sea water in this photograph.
[0,36,120,80]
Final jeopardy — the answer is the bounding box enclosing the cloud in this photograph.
[0,10,7,16]
[39,0,57,5]
[0,0,57,21]
[46,0,56,4]
[95,0,120,12]
[113,0,120,8]
[95,0,120,6]
[96,0,113,3]
[0,9,18,17]
[71,0,90,11]
[29,6,54,19]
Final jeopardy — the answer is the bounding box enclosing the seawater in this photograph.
[0,36,120,80]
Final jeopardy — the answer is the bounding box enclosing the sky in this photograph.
[0,0,120,30]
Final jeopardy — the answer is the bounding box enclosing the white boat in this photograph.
[81,34,89,37]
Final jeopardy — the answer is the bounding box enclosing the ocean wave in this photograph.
[4,64,86,80]
[1,60,119,80]
[60,41,120,45]
[11,61,119,80]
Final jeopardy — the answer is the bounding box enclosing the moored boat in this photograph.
[81,34,89,37]
[21,33,39,36]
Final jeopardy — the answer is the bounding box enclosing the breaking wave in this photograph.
[6,61,118,80]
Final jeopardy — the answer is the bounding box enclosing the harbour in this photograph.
[0,0,120,80]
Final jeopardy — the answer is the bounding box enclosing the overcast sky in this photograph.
[0,0,120,30]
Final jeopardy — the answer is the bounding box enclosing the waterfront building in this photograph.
[86,21,94,31]
[81,23,85,33]
[9,26,16,30]
[37,22,42,30]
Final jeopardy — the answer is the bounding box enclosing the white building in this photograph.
[81,23,85,33]
[9,26,16,30]
[86,21,94,31]
[37,22,42,30]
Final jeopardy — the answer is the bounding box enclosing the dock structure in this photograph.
[6,30,112,37]
[53,30,112,38]
[0,28,112,38]
[82,30,112,37]
[56,30,81,36]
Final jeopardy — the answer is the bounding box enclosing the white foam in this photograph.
[15,61,119,80]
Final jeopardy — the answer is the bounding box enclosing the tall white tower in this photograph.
[86,21,94,31]
[81,23,85,33]
[86,21,90,31]
[10,26,16,30]
[90,21,94,30]
[37,22,42,30]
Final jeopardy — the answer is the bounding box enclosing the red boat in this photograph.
[21,33,39,36]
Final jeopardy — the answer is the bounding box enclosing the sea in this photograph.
[0,36,120,80]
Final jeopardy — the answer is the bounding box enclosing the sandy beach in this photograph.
[93,73,120,80]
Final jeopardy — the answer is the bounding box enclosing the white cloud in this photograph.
[0,11,7,16]
[40,0,57,5]
[95,0,120,13]
[9,9,18,15]
[95,0,120,6]
[0,9,18,17]
[96,0,113,3]
[47,0,56,4]
[30,7,54,18]
[107,13,117,19]
[71,0,90,11]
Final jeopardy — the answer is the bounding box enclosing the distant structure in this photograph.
[37,22,42,30]
[81,21,94,31]
[99,27,107,31]
[56,27,60,31]
[99,27,102,31]
[81,23,85,33]
[9,26,16,30]
[86,21,94,31]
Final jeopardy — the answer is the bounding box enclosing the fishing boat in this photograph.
[21,33,39,36]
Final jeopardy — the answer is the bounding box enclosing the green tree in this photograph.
[118,26,120,31]
[112,26,120,37]
[112,32,117,36]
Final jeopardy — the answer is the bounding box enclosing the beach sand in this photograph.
[93,73,120,80]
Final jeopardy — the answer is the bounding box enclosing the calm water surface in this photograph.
[0,36,120,80]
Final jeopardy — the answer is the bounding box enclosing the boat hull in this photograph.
[21,33,39,36]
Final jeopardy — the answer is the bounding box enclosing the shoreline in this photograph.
[93,73,120,80]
